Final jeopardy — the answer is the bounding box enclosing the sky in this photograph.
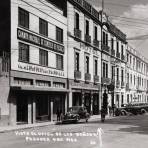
[86,0,148,58]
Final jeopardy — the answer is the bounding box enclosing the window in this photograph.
[134,75,136,85]
[102,31,108,46]
[75,52,80,71]
[85,55,89,73]
[121,45,124,55]
[111,66,115,79]
[116,41,119,53]
[127,73,129,84]
[75,12,79,29]
[94,26,97,40]
[56,54,63,70]
[111,38,114,50]
[102,62,108,78]
[39,49,48,66]
[19,42,29,62]
[39,18,48,36]
[127,94,129,103]
[130,74,132,84]
[121,69,124,82]
[56,27,63,43]
[85,20,89,35]
[18,7,29,28]
[94,58,98,75]
[116,67,119,81]
[127,53,129,62]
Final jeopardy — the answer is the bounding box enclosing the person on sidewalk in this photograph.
[101,107,106,122]
[56,109,61,121]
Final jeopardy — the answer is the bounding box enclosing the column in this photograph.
[65,94,68,114]
[69,91,72,108]
[32,97,36,123]
[50,99,53,122]
[28,97,32,124]
[82,91,85,107]
[9,94,16,126]
[90,92,93,115]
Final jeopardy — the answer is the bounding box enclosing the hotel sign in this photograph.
[17,28,64,53]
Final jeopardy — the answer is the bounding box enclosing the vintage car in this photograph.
[62,106,90,123]
[115,103,148,116]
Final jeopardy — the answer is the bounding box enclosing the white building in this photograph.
[0,0,68,125]
[67,0,102,114]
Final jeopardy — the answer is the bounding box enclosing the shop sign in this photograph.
[18,63,64,77]
[17,29,64,54]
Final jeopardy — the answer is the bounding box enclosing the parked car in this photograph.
[62,106,90,123]
[115,103,148,116]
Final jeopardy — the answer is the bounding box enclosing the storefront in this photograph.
[69,80,101,115]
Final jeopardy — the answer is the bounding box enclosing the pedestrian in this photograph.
[113,104,116,116]
[56,109,60,121]
[101,107,106,122]
[108,105,112,116]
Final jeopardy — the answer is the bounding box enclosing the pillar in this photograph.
[32,97,36,123]
[69,91,72,108]
[65,94,68,114]
[9,94,16,126]
[90,92,93,115]
[82,91,85,107]
[28,97,32,124]
[50,99,53,122]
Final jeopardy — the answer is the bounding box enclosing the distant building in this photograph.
[0,0,67,125]
[126,46,148,103]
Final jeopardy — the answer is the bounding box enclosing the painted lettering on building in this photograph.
[17,29,64,53]
[18,63,65,77]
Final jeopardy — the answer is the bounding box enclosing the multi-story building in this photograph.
[126,46,148,103]
[0,0,67,125]
[101,13,127,108]
[67,0,102,114]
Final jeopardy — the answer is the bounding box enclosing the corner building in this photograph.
[67,0,102,114]
[101,13,127,108]
[0,0,68,125]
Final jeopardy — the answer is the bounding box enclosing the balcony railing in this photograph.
[94,75,99,83]
[74,28,82,39]
[121,81,125,88]
[102,44,110,53]
[74,70,81,80]
[116,52,120,59]
[93,39,99,48]
[116,80,120,88]
[85,73,91,82]
[121,54,125,61]
[101,77,111,85]
[85,34,91,44]
[111,49,115,56]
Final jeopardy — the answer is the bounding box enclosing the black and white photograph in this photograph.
[0,0,148,147]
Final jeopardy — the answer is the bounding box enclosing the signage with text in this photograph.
[17,29,64,54]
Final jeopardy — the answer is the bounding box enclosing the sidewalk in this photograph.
[0,115,112,133]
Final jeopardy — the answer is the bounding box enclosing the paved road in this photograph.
[0,114,148,148]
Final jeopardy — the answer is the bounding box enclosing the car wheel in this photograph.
[141,109,146,114]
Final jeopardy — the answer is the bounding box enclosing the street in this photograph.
[0,114,148,148]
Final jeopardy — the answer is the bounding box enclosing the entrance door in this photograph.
[93,94,99,115]
[84,93,91,113]
[73,92,82,106]
[17,97,28,123]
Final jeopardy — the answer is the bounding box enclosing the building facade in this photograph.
[101,13,127,108]
[126,46,148,103]
[67,0,102,114]
[0,0,68,125]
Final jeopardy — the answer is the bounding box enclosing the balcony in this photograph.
[116,52,120,59]
[121,81,125,88]
[85,73,91,82]
[116,80,120,88]
[93,39,99,48]
[111,49,115,56]
[94,75,99,83]
[102,44,110,53]
[74,28,82,39]
[101,77,111,85]
[85,34,91,44]
[121,54,125,61]
[74,70,81,80]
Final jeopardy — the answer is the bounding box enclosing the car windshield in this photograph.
[68,106,80,114]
